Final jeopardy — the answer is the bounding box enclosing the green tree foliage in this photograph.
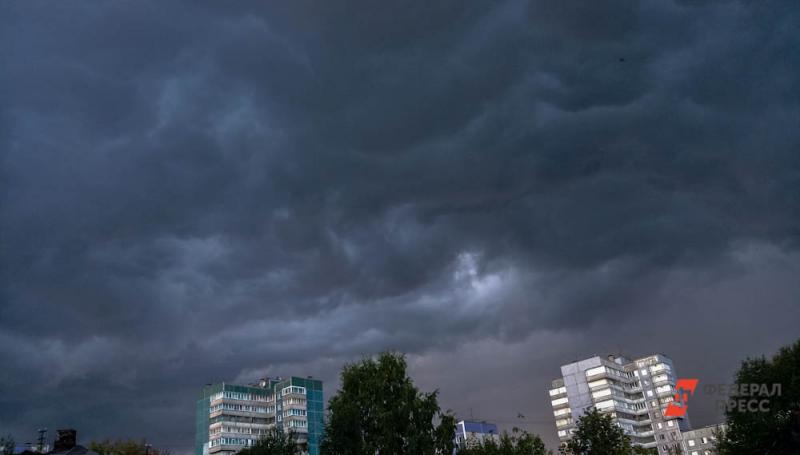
[562,408,637,455]
[457,427,550,455]
[1,435,14,455]
[236,429,298,455]
[320,352,456,455]
[717,338,800,454]
[89,440,169,455]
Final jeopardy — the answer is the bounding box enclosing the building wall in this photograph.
[549,354,690,455]
[195,378,323,455]
[680,424,725,455]
[196,383,222,455]
[276,377,324,455]
[454,421,500,449]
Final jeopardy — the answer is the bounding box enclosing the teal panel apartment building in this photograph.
[196,377,324,455]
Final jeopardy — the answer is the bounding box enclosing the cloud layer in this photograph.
[2,0,799,450]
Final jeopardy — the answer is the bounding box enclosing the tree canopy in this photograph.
[320,352,456,455]
[562,408,640,455]
[236,429,298,455]
[1,435,14,455]
[717,338,800,454]
[457,427,550,455]
[89,439,169,455]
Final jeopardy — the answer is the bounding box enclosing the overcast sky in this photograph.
[2,0,799,451]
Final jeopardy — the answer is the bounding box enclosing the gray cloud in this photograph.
[1,0,799,451]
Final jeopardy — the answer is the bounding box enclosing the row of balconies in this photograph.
[210,396,276,408]
[592,388,647,404]
[210,408,275,420]
[209,420,276,430]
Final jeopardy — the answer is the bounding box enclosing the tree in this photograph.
[1,435,14,455]
[458,427,550,455]
[237,429,298,455]
[717,338,800,454]
[562,408,636,455]
[320,352,455,455]
[89,440,169,455]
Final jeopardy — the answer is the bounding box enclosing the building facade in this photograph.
[549,354,690,454]
[680,424,725,455]
[196,377,324,455]
[454,420,500,450]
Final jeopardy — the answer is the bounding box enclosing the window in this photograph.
[287,419,307,428]
[281,386,307,396]
[656,385,672,394]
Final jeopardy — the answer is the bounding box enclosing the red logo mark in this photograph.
[664,378,698,417]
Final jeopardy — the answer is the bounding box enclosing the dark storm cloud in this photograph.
[1,0,799,450]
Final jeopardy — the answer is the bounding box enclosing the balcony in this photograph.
[551,397,570,409]
[549,388,567,399]
[655,388,674,398]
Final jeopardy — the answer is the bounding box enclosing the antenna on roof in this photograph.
[36,429,47,453]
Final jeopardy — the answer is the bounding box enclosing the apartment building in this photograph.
[680,424,725,455]
[454,420,501,450]
[549,354,690,454]
[195,377,324,455]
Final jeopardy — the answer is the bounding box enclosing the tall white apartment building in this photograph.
[549,354,690,454]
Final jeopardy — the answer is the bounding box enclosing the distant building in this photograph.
[454,420,500,450]
[680,423,725,455]
[48,430,97,455]
[549,354,690,454]
[195,377,324,455]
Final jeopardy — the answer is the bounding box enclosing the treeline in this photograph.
[89,440,170,455]
[250,352,659,454]
[269,339,800,454]
[63,338,799,455]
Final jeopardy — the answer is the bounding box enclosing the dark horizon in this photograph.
[2,1,799,452]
